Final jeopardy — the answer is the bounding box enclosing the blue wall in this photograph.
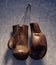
[0,0,56,65]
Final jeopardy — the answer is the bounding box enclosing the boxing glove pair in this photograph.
[8,23,47,60]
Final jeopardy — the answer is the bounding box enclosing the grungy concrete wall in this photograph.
[0,0,56,65]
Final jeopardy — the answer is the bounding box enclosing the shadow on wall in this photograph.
[3,48,44,65]
[30,59,44,65]
[4,49,26,65]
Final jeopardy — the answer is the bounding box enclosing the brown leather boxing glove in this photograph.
[8,25,29,60]
[30,23,47,60]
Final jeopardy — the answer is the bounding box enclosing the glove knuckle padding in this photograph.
[30,23,47,60]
